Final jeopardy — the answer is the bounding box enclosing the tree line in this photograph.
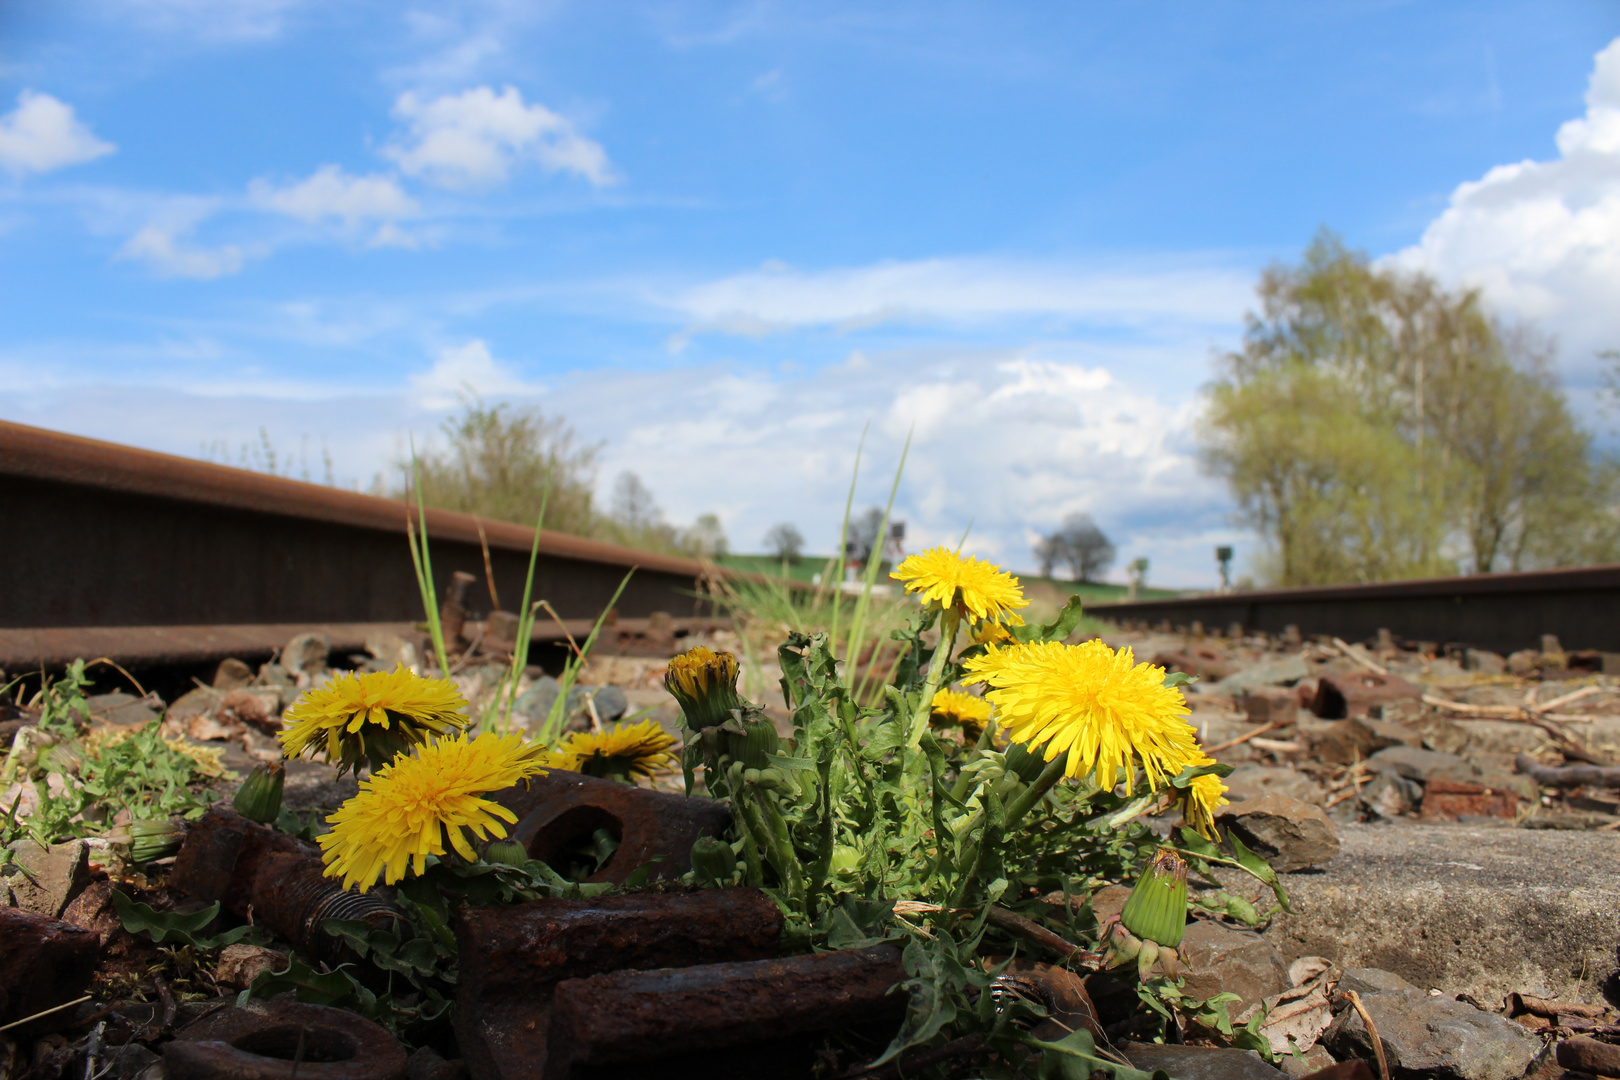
[1199,230,1618,585]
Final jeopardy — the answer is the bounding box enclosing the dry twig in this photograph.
[1205,721,1284,755]
[1344,990,1391,1080]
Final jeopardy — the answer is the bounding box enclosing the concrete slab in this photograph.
[1202,822,1620,1007]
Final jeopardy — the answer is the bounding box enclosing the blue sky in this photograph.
[3,1,1618,586]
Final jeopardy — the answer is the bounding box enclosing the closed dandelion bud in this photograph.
[690,835,737,886]
[485,839,529,866]
[123,819,184,864]
[1120,847,1189,949]
[727,713,780,770]
[829,845,861,879]
[1003,741,1050,784]
[233,762,285,824]
[664,647,744,730]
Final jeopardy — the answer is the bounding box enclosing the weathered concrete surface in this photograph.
[1212,823,1620,1007]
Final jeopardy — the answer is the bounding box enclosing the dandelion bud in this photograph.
[1136,938,1162,981]
[829,845,861,879]
[1120,847,1188,949]
[1003,741,1051,784]
[664,647,744,730]
[689,835,737,886]
[726,712,781,770]
[485,839,529,866]
[115,819,184,864]
[233,762,285,824]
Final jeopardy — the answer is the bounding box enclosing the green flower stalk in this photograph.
[664,647,745,730]
[1121,847,1188,948]
[233,762,285,824]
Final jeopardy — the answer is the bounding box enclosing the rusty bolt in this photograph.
[545,944,906,1075]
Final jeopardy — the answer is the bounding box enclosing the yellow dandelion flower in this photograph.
[930,688,993,740]
[890,547,1029,625]
[554,720,680,782]
[962,638,1198,793]
[664,646,744,730]
[280,666,470,775]
[1178,755,1228,841]
[317,731,549,893]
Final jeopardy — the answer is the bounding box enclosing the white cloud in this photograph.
[0,91,116,176]
[386,85,616,190]
[112,0,303,42]
[408,339,541,409]
[664,256,1253,340]
[1394,37,1620,370]
[117,225,246,280]
[248,165,419,225]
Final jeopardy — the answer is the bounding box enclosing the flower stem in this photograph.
[907,609,960,749]
[1003,754,1067,829]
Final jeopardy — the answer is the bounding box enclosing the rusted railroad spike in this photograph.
[170,806,401,960]
[546,944,907,1080]
[492,767,731,884]
[454,889,784,1080]
[164,999,408,1080]
[0,907,99,1036]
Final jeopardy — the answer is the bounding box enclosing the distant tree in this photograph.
[399,399,599,535]
[1199,230,1618,584]
[598,470,680,553]
[764,522,805,564]
[1036,513,1115,582]
[1033,535,1060,577]
[682,512,729,559]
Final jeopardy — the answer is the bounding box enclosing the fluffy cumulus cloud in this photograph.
[664,257,1252,342]
[249,165,419,224]
[0,90,115,176]
[386,85,616,190]
[1395,37,1620,371]
[408,339,543,409]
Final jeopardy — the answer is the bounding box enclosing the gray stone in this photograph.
[1323,988,1539,1080]
[4,839,91,917]
[1245,823,1620,1006]
[1366,746,1482,785]
[212,658,254,690]
[108,1042,160,1079]
[1123,1043,1287,1080]
[1313,717,1423,766]
[365,632,417,672]
[280,631,331,675]
[1178,920,1290,1017]
[1216,793,1341,872]
[1360,769,1421,818]
[1337,968,1416,996]
[279,759,359,811]
[84,693,160,729]
[513,677,561,725]
[588,685,629,724]
[1279,1045,1336,1078]
[1464,650,1506,675]
[1225,766,1327,807]
[165,687,222,724]
[1216,655,1311,695]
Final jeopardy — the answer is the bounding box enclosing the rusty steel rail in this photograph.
[1090,563,1620,655]
[0,420,732,670]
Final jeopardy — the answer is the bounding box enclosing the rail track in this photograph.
[1089,565,1620,656]
[0,420,727,673]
